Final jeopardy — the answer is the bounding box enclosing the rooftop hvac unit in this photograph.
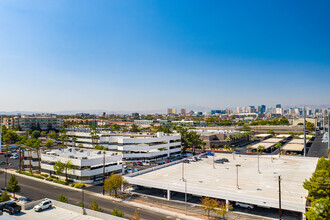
[82,157,87,159]
[68,155,74,158]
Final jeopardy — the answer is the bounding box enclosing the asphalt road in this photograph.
[0,171,175,220]
[307,135,329,158]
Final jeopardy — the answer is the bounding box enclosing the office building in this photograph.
[211,110,226,115]
[167,108,177,115]
[180,108,186,115]
[66,131,181,162]
[24,148,122,184]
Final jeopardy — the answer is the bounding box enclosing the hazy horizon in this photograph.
[1,1,329,112]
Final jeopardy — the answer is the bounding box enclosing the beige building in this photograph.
[3,115,63,130]
[167,108,177,114]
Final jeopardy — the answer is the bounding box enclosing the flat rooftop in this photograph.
[126,153,318,212]
[44,148,121,160]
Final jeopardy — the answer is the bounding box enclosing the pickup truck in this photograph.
[0,202,21,215]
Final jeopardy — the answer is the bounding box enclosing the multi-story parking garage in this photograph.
[124,153,318,219]
[66,131,181,162]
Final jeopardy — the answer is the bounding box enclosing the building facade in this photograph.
[65,131,182,162]
[3,115,63,130]
[167,108,177,115]
[24,148,122,184]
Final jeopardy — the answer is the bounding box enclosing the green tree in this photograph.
[64,160,77,181]
[130,124,140,132]
[54,161,65,176]
[45,140,54,147]
[104,173,128,197]
[216,202,233,219]
[89,200,104,212]
[305,197,330,220]
[31,130,41,139]
[8,175,21,198]
[3,130,20,144]
[257,145,265,153]
[200,197,219,219]
[48,131,57,139]
[111,207,124,217]
[112,124,120,131]
[275,142,283,156]
[57,194,68,203]
[72,137,77,147]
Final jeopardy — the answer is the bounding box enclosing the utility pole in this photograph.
[303,107,306,157]
[18,146,21,171]
[102,151,105,195]
[258,153,260,173]
[278,175,282,220]
[213,150,215,169]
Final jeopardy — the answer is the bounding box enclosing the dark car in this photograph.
[137,161,143,166]
[215,159,224,164]
[0,202,21,215]
[221,158,229,162]
[0,162,6,165]
[132,162,138,166]
[183,159,190,163]
[201,154,208,158]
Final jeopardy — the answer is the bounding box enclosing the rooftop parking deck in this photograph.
[125,153,318,213]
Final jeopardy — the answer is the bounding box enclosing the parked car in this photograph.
[0,152,4,155]
[10,155,19,159]
[0,202,21,215]
[134,168,139,173]
[204,152,214,156]
[187,158,196,162]
[0,162,6,165]
[34,199,52,212]
[221,158,229,162]
[201,154,208,158]
[17,197,31,204]
[132,162,138,166]
[183,159,190,163]
[215,159,224,164]
[137,161,143,166]
[235,202,254,209]
[127,168,133,173]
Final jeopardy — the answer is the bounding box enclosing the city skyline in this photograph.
[1,1,330,112]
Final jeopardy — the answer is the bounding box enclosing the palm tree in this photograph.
[90,130,100,147]
[72,137,77,148]
[275,142,283,157]
[225,137,231,150]
[24,139,35,172]
[33,139,42,173]
[64,160,77,182]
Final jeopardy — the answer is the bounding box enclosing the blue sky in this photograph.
[0,0,329,113]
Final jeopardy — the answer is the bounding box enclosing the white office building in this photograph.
[24,149,122,184]
[66,131,182,162]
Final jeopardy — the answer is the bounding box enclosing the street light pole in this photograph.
[82,185,85,215]
[183,178,187,215]
[236,164,241,189]
[213,149,215,169]
[4,168,7,189]
[278,175,282,220]
[182,159,184,180]
[102,151,105,195]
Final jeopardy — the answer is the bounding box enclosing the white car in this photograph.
[10,155,19,159]
[235,202,254,209]
[34,199,52,212]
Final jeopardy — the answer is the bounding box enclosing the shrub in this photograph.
[36,171,41,174]
[0,191,10,202]
[71,183,75,187]
[53,179,60,184]
[50,175,58,179]
[57,194,68,203]
[46,178,53,181]
[41,174,49,178]
[74,183,86,188]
